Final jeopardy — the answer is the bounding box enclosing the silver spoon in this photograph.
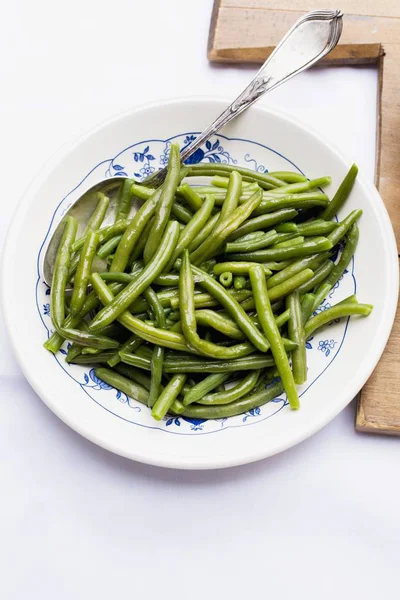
[44,9,343,284]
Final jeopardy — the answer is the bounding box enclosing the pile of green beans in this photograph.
[44,151,372,421]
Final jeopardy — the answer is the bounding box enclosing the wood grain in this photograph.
[208,0,400,435]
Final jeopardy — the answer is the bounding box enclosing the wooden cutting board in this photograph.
[208,0,400,434]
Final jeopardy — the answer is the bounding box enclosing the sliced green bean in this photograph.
[219,272,233,287]
[234,275,247,290]
[249,265,299,409]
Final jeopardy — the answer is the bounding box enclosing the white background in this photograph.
[1,1,399,598]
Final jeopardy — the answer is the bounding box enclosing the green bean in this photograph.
[220,171,242,219]
[210,176,257,191]
[324,223,359,289]
[70,230,99,316]
[177,183,203,211]
[97,234,123,259]
[66,342,83,363]
[115,178,134,221]
[191,264,270,353]
[188,213,220,252]
[51,216,78,329]
[85,192,110,232]
[321,164,358,220]
[296,219,338,236]
[191,188,263,264]
[119,352,151,370]
[327,209,362,247]
[114,363,152,391]
[163,354,276,373]
[183,373,230,406]
[229,236,333,262]
[301,293,316,324]
[267,171,307,183]
[107,333,143,367]
[275,222,298,233]
[296,260,335,295]
[95,367,149,404]
[72,219,129,254]
[227,208,298,241]
[144,143,181,263]
[219,272,233,287]
[59,328,119,349]
[69,351,117,364]
[187,163,285,189]
[253,192,329,216]
[144,287,165,408]
[194,308,291,341]
[130,183,154,200]
[311,283,332,313]
[267,176,331,196]
[266,253,327,289]
[286,291,306,385]
[180,251,262,359]
[129,217,155,262]
[305,300,373,339]
[169,289,253,311]
[110,188,160,272]
[171,200,193,224]
[152,374,187,420]
[90,221,180,332]
[214,262,272,277]
[249,265,299,409]
[164,196,215,272]
[181,379,284,419]
[273,235,304,249]
[234,275,247,290]
[198,370,261,405]
[225,229,279,253]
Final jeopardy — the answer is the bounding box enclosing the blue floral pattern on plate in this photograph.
[36,131,356,436]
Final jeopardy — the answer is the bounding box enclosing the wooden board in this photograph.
[208,0,400,435]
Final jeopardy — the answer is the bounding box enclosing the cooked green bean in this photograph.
[152,374,187,420]
[214,262,272,277]
[110,188,160,273]
[227,208,298,241]
[69,351,117,364]
[197,371,261,405]
[220,171,242,219]
[144,286,165,408]
[301,293,316,324]
[327,209,362,247]
[164,195,215,271]
[310,284,331,313]
[96,367,149,404]
[188,163,285,189]
[181,379,284,419]
[287,291,306,385]
[107,333,143,368]
[144,143,181,263]
[163,354,277,373]
[115,178,134,221]
[225,229,279,253]
[190,188,263,265]
[59,328,119,349]
[171,200,193,224]
[129,217,155,262]
[177,183,203,211]
[114,363,152,391]
[273,235,304,249]
[275,222,298,233]
[267,176,331,196]
[249,265,299,409]
[229,236,333,262]
[183,373,230,406]
[234,275,247,290]
[324,223,359,289]
[305,300,373,339]
[70,230,99,316]
[188,213,220,252]
[97,234,123,259]
[191,264,270,353]
[90,221,180,332]
[296,260,334,295]
[321,164,358,220]
[253,192,329,216]
[266,253,327,289]
[219,272,233,287]
[267,171,307,183]
[51,216,78,329]
[72,219,129,254]
[296,219,338,236]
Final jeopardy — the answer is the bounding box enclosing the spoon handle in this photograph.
[144,9,343,188]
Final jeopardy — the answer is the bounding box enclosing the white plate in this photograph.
[1,98,398,469]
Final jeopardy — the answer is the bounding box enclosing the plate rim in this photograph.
[1,95,398,469]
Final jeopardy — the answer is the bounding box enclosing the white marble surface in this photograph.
[1,1,399,598]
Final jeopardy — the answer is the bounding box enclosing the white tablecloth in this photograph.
[1,2,399,598]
